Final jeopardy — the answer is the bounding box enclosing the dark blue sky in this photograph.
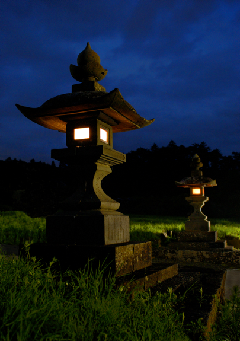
[1,0,240,165]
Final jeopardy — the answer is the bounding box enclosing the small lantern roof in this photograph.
[15,42,155,133]
[175,154,217,188]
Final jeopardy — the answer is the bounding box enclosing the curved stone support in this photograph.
[51,145,125,214]
[60,162,120,212]
[185,196,210,231]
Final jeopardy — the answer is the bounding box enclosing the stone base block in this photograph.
[46,214,130,245]
[185,219,210,231]
[21,241,152,278]
[176,230,217,242]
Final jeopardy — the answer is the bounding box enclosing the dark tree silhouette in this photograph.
[1,140,240,219]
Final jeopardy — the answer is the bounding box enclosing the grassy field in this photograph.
[0,211,240,340]
[1,211,240,247]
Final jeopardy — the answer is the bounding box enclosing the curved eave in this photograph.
[175,180,217,187]
[15,88,155,133]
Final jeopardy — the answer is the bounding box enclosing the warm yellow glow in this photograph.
[74,128,89,140]
[100,128,108,143]
[192,188,201,195]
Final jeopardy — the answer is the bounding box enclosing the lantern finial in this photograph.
[69,42,108,83]
[190,154,203,178]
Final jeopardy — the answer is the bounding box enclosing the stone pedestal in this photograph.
[185,195,210,231]
[48,145,129,240]
[39,144,134,278]
[177,230,217,243]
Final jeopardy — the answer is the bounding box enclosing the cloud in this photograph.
[0,0,240,163]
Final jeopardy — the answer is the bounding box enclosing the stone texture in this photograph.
[156,248,240,265]
[185,196,211,231]
[133,241,152,271]
[167,241,228,251]
[50,146,125,214]
[69,42,108,83]
[113,263,178,299]
[72,82,106,92]
[176,231,217,242]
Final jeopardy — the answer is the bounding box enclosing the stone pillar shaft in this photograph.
[185,196,210,231]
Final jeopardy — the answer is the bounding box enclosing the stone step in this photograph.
[154,247,240,265]
[167,239,231,251]
[113,263,178,300]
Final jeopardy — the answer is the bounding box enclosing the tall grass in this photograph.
[0,211,240,340]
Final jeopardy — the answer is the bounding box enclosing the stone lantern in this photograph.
[155,154,233,266]
[15,43,169,288]
[175,154,217,231]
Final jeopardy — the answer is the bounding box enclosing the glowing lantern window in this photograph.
[74,128,89,140]
[192,188,201,195]
[100,128,108,143]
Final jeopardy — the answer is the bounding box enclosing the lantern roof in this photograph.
[175,154,217,188]
[15,42,155,133]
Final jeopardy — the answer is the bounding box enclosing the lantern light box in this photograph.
[66,117,112,148]
[74,127,108,143]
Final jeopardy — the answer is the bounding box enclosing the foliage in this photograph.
[1,211,240,340]
[2,141,240,219]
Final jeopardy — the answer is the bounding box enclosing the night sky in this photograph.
[1,0,240,165]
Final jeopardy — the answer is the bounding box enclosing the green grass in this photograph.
[1,212,240,247]
[129,214,240,243]
[0,211,46,246]
[0,211,240,340]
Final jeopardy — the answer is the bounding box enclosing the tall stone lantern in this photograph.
[15,43,156,280]
[175,154,217,231]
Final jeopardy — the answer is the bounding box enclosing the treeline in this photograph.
[1,140,240,220]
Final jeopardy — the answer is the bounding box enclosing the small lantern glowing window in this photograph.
[74,128,89,140]
[190,187,204,196]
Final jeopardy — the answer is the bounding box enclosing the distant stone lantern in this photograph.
[175,154,217,231]
[15,42,155,279]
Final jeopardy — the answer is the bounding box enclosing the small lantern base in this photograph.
[185,219,210,232]
[185,195,210,231]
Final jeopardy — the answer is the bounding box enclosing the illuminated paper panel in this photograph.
[192,188,201,195]
[74,128,89,140]
[100,128,108,143]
